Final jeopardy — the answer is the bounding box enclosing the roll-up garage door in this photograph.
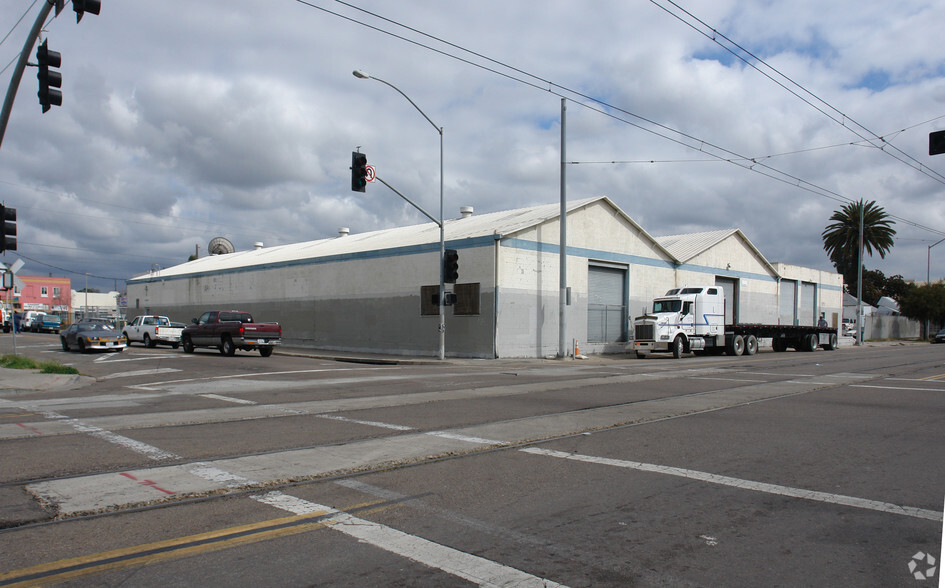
[780,280,797,325]
[800,282,816,326]
[587,264,627,342]
[714,277,738,325]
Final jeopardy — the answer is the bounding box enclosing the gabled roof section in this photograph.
[657,228,779,277]
[497,195,675,260]
[657,229,738,263]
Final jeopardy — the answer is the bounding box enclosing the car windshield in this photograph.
[83,323,115,332]
[653,300,682,313]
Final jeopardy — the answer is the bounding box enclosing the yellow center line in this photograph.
[0,500,394,587]
[920,373,945,381]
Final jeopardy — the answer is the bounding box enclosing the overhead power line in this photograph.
[649,0,945,186]
[296,0,945,237]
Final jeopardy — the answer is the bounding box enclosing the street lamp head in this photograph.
[353,70,371,80]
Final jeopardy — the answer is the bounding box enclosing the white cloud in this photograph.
[0,0,943,289]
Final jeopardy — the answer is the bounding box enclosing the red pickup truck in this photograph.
[181,310,281,357]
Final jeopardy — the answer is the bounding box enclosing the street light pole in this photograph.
[353,70,446,360]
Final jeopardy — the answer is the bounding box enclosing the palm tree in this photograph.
[821,199,896,293]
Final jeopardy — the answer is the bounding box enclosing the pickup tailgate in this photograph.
[240,322,281,344]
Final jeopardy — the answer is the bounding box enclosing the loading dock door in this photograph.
[588,265,627,342]
[714,277,738,325]
[780,280,797,325]
[800,282,816,326]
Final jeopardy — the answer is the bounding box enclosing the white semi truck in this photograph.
[631,285,839,359]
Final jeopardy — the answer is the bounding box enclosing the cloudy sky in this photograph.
[1,0,944,292]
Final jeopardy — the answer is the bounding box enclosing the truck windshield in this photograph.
[653,300,682,313]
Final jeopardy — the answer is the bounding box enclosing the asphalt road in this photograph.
[0,332,942,586]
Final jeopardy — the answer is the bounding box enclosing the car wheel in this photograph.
[259,346,274,357]
[60,337,70,351]
[172,342,180,349]
[182,336,194,353]
[78,339,88,353]
[221,336,236,356]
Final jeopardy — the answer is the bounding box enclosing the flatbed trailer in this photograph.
[631,286,840,358]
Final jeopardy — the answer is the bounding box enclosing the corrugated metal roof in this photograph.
[130,197,604,281]
[656,229,738,263]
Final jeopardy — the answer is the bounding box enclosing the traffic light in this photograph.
[351,152,367,192]
[931,130,945,156]
[443,249,459,283]
[0,205,16,253]
[36,40,62,113]
[73,0,101,22]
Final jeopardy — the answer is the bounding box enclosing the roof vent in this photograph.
[253,242,264,250]
[459,206,474,219]
[338,227,350,237]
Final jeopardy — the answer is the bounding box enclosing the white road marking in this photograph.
[199,393,258,405]
[252,491,567,588]
[852,384,945,392]
[102,368,181,380]
[426,431,506,445]
[522,447,942,522]
[65,419,180,461]
[316,414,415,431]
[691,377,766,383]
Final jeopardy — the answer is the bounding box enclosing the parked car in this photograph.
[37,314,61,334]
[933,329,945,344]
[123,315,183,348]
[22,311,45,332]
[181,310,281,357]
[60,321,127,353]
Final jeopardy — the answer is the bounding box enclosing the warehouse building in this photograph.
[126,197,842,358]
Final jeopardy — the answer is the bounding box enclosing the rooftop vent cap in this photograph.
[253,242,264,250]
[338,227,350,237]
[459,206,474,218]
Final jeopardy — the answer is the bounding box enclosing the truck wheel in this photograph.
[727,335,745,356]
[123,332,133,346]
[182,335,194,354]
[745,335,758,356]
[801,333,817,352]
[823,333,838,350]
[172,342,180,349]
[144,333,155,348]
[771,337,785,352]
[672,335,686,359]
[259,346,274,357]
[221,336,236,356]
[635,351,647,359]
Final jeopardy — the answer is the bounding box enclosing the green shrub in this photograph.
[0,354,79,375]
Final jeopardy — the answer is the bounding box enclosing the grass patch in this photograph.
[0,354,79,375]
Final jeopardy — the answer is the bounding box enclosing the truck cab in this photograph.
[632,286,726,358]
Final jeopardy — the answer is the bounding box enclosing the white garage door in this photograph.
[587,265,627,342]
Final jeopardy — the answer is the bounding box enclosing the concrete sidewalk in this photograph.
[0,367,94,393]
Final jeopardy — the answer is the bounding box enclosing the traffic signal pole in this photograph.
[0,0,55,152]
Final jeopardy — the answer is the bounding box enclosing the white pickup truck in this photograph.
[123,315,183,348]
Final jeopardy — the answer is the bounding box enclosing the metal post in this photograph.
[926,237,945,339]
[855,202,863,346]
[438,127,445,361]
[558,98,567,358]
[0,1,56,152]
